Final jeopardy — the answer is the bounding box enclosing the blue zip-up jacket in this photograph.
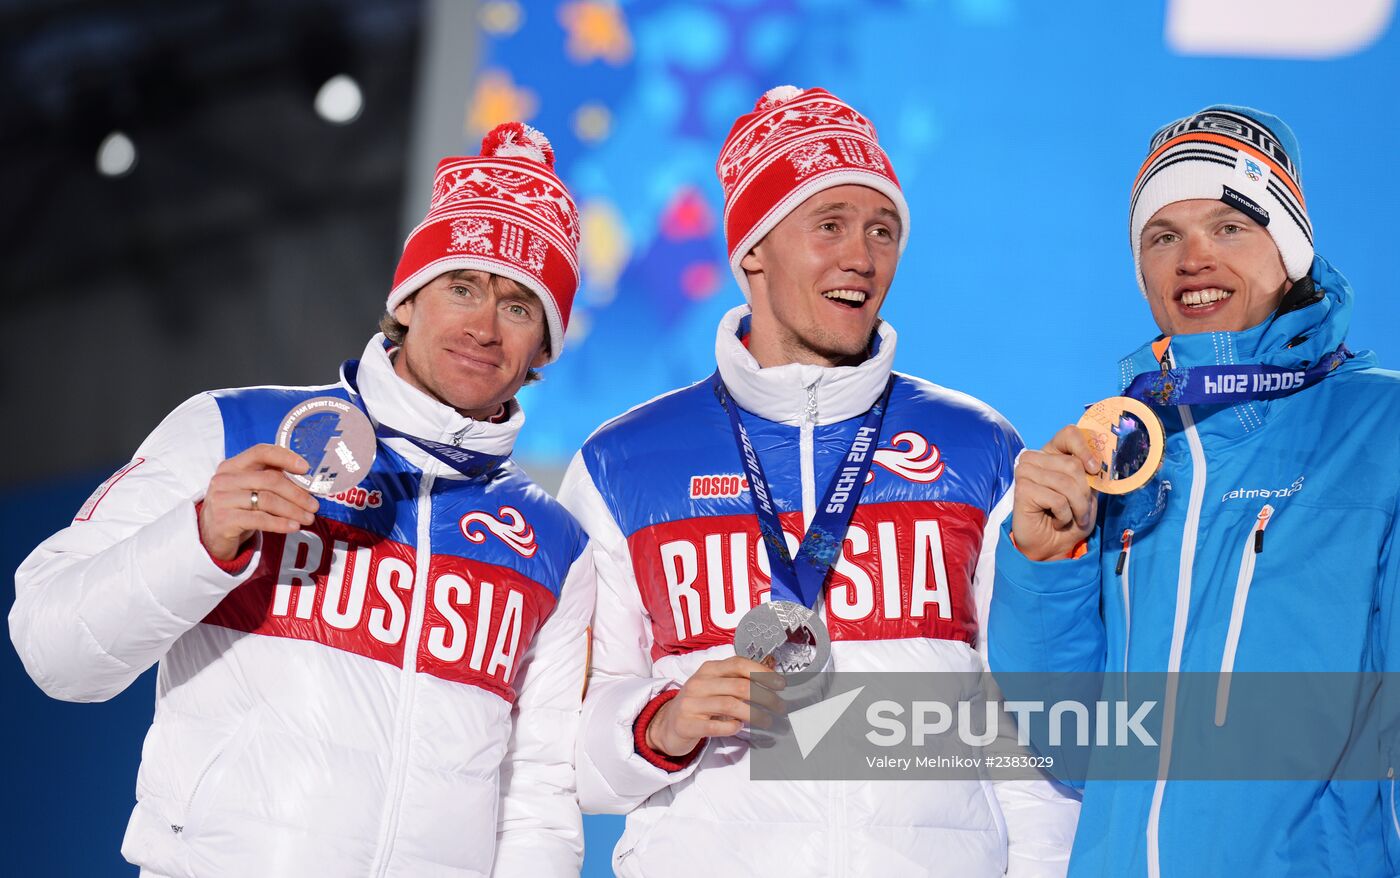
[990,256,1400,877]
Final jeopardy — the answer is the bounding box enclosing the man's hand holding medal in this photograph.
[645,656,786,757]
[198,444,320,562]
[198,396,377,562]
[1012,397,1165,561]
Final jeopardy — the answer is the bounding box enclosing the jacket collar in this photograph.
[714,304,897,426]
[349,334,522,468]
[1115,255,1362,439]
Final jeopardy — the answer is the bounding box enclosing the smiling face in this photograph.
[740,184,901,368]
[391,269,550,419]
[1139,199,1290,336]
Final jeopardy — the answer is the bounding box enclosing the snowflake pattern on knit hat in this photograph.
[390,122,580,362]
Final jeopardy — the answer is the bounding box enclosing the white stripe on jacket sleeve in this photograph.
[556,451,704,815]
[978,472,1082,877]
[491,538,595,877]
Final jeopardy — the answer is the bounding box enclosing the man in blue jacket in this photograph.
[989,105,1400,876]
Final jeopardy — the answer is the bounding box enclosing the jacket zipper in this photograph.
[370,464,440,875]
[176,710,263,835]
[1147,397,1206,878]
[801,381,841,866]
[799,382,823,614]
[1214,504,1274,726]
[1117,529,1134,700]
[800,381,818,525]
[1390,771,1399,841]
[174,745,226,834]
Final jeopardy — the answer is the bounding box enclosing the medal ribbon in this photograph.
[341,359,510,479]
[1124,343,1352,407]
[711,371,893,608]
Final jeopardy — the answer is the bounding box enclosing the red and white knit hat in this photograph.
[389,122,580,362]
[717,85,909,298]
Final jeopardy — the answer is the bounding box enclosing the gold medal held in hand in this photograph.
[1076,397,1165,495]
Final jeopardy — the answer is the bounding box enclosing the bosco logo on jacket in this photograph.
[559,85,1080,878]
[10,122,595,878]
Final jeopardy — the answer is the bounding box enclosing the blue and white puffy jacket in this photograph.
[560,305,1081,878]
[990,256,1400,877]
[11,336,594,878]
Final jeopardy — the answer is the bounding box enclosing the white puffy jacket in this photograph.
[10,335,594,878]
[558,306,1080,877]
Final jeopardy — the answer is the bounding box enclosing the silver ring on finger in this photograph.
[250,490,260,512]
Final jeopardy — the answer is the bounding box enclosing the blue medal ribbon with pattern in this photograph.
[341,359,510,479]
[1124,343,1352,407]
[711,371,893,609]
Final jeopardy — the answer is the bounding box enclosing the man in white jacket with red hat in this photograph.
[559,85,1080,876]
[11,122,593,878]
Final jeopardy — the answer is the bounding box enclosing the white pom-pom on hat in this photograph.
[756,85,803,111]
[480,121,556,168]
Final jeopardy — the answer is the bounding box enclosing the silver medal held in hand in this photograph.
[733,600,831,680]
[275,397,377,496]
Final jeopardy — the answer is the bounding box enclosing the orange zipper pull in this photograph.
[1253,505,1274,554]
[1116,529,1134,575]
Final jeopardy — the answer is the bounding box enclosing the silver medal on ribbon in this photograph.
[275,396,377,496]
[733,600,831,681]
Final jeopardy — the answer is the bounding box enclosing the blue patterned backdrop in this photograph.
[441,0,1400,466]
[6,1,1399,874]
